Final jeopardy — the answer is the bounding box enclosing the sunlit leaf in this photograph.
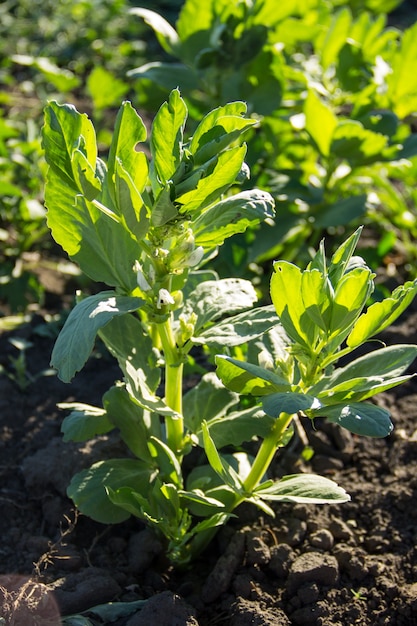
[254,474,350,503]
[193,189,275,249]
[347,280,417,347]
[216,355,291,395]
[304,90,337,157]
[150,88,187,188]
[129,7,180,55]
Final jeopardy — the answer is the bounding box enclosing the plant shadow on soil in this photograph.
[1,287,417,626]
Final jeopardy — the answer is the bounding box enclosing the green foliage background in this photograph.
[1,0,417,312]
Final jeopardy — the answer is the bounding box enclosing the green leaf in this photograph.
[86,66,129,111]
[99,313,160,393]
[262,393,319,417]
[150,183,178,226]
[317,373,413,404]
[182,278,258,332]
[183,372,239,434]
[347,280,417,347]
[114,158,149,241]
[387,22,417,119]
[150,88,187,188]
[107,102,149,236]
[202,422,243,492]
[179,489,225,510]
[43,101,100,198]
[106,486,147,520]
[67,600,147,623]
[328,226,363,284]
[129,7,180,55]
[270,261,315,348]
[195,406,275,449]
[51,292,144,382]
[215,355,291,396]
[127,62,200,92]
[103,386,154,462]
[314,195,367,229]
[304,90,338,157]
[330,121,388,165]
[189,102,256,165]
[148,436,183,486]
[13,55,81,93]
[320,8,352,69]
[176,0,215,61]
[329,267,373,336]
[176,145,247,213]
[319,402,393,437]
[67,459,153,523]
[45,169,139,290]
[324,344,417,388]
[59,403,113,442]
[254,473,350,504]
[301,270,332,332]
[193,189,275,249]
[195,305,278,346]
[187,452,252,495]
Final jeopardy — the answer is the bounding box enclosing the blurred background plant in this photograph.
[1,0,417,314]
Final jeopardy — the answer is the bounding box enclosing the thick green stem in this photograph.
[242,412,294,496]
[157,317,184,453]
[184,412,296,564]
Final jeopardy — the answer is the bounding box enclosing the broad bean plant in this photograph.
[43,90,417,565]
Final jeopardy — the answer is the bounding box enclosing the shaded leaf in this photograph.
[182,278,258,332]
[263,393,319,417]
[195,305,278,346]
[318,402,393,437]
[67,459,153,523]
[59,403,113,442]
[51,292,144,382]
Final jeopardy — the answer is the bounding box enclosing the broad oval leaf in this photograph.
[183,372,239,434]
[176,145,247,214]
[254,473,350,504]
[271,261,316,348]
[320,402,393,438]
[51,292,144,382]
[182,278,258,332]
[194,305,278,347]
[67,459,153,524]
[103,386,154,463]
[193,189,275,249]
[325,344,417,387]
[150,88,187,188]
[347,280,417,347]
[59,402,113,442]
[194,406,275,449]
[216,355,291,396]
[262,393,320,417]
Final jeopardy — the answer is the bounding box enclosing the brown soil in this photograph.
[1,281,417,626]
